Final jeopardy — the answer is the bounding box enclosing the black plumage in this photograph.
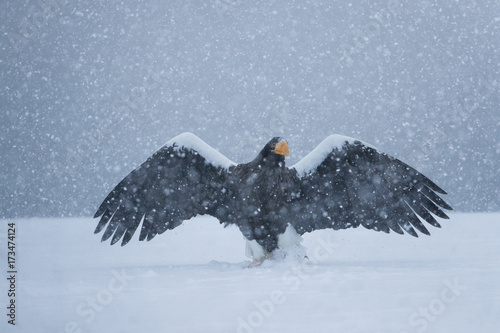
[94,132,452,262]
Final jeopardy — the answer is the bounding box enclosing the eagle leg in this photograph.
[245,239,273,267]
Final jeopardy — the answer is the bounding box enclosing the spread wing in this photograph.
[93,132,236,246]
[289,135,452,236]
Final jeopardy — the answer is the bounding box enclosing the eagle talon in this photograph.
[247,251,273,268]
[248,258,263,268]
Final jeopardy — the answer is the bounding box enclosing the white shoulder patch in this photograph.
[165,132,237,170]
[291,134,376,177]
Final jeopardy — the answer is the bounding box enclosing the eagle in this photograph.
[94,132,452,266]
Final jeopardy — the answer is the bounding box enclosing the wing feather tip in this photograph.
[393,229,404,235]
[407,229,419,237]
[101,233,112,243]
[420,228,431,236]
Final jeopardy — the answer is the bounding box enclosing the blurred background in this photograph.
[1,0,499,218]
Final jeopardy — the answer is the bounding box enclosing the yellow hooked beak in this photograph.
[273,141,289,157]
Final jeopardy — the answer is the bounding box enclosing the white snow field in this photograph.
[1,213,499,333]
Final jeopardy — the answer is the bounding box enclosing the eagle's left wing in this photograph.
[93,132,236,246]
[288,135,452,236]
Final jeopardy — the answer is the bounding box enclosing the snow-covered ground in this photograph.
[1,213,499,333]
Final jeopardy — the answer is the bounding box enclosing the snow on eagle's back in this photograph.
[166,132,237,170]
[291,134,376,177]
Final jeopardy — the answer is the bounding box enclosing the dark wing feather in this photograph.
[94,133,234,246]
[289,135,451,236]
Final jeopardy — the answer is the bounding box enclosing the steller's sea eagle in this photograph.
[94,132,452,265]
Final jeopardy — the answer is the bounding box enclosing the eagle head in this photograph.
[272,138,289,157]
[257,137,289,164]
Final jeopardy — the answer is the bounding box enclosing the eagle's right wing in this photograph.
[93,132,236,246]
[288,135,452,236]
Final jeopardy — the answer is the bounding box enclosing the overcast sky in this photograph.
[1,0,499,218]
